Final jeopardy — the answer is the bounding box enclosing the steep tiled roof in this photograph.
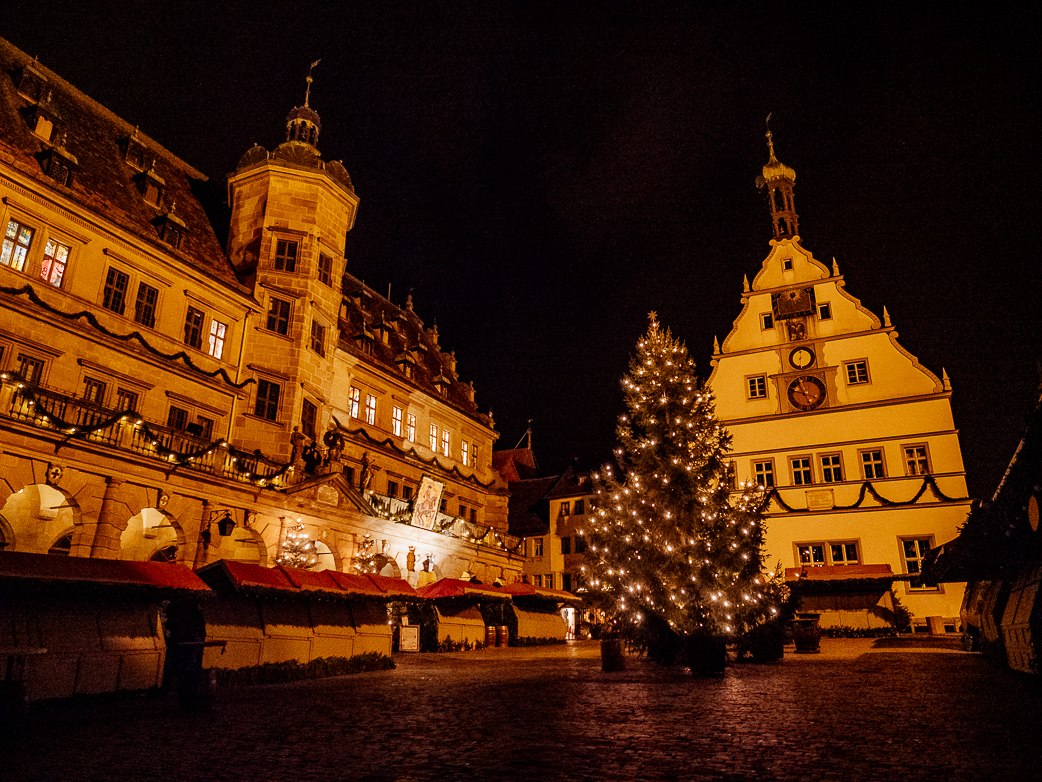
[0,38,247,294]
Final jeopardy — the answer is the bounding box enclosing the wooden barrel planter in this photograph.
[485,625,497,648]
[600,638,626,671]
[793,620,821,654]
[496,625,509,647]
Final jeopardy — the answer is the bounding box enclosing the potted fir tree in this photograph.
[582,314,780,675]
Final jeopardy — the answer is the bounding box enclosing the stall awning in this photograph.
[415,577,510,600]
[785,564,902,593]
[498,581,583,603]
[196,560,417,600]
[0,550,210,592]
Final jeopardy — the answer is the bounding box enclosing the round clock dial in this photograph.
[789,347,815,370]
[787,375,826,411]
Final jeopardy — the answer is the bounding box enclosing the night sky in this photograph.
[6,3,1040,498]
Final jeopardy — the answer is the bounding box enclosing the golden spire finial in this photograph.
[304,59,321,108]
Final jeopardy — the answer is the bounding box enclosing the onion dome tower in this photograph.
[755,128,798,241]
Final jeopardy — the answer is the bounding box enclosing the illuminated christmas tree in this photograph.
[581,314,776,670]
[352,533,380,574]
[278,521,319,569]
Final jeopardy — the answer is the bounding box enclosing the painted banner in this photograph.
[412,475,444,530]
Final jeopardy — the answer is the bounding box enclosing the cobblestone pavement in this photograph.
[4,638,1041,782]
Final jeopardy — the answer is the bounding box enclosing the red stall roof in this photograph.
[784,564,896,582]
[415,577,511,600]
[197,560,417,599]
[498,581,583,603]
[0,551,210,591]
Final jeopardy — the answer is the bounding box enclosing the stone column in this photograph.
[191,500,212,570]
[89,477,125,559]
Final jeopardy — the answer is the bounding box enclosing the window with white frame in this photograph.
[472,443,479,468]
[904,445,930,475]
[208,320,227,359]
[17,353,45,385]
[534,538,543,556]
[1,219,34,271]
[845,360,870,385]
[461,440,469,466]
[310,320,326,357]
[818,302,832,320]
[760,313,774,330]
[753,460,775,488]
[747,374,768,399]
[797,541,860,567]
[790,456,813,486]
[317,253,333,287]
[365,394,377,425]
[545,574,554,589]
[348,387,360,418]
[860,449,886,480]
[40,237,71,287]
[266,297,291,335]
[441,429,450,457]
[184,307,205,350]
[392,406,403,437]
[429,423,438,452]
[560,501,570,516]
[901,537,937,589]
[115,387,139,412]
[820,453,843,483]
[407,413,416,442]
[83,377,106,405]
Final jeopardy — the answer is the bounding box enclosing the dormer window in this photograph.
[34,113,54,142]
[44,146,78,188]
[138,165,166,208]
[395,351,416,380]
[125,137,148,170]
[17,66,47,103]
[156,212,186,249]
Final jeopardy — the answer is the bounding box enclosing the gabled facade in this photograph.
[707,132,971,628]
[0,37,520,587]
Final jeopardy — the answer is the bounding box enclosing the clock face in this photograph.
[789,347,815,370]
[787,375,826,411]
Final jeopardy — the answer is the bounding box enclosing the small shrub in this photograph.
[212,652,394,687]
[511,636,567,647]
[819,625,898,638]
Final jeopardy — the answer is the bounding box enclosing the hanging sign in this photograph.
[412,476,445,530]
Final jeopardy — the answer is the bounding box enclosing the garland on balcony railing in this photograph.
[765,475,967,513]
[366,490,524,553]
[7,382,290,488]
[0,282,253,389]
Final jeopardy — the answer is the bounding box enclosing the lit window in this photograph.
[184,307,204,350]
[472,444,479,468]
[798,541,859,567]
[760,313,774,330]
[317,253,333,286]
[790,457,812,486]
[102,268,130,315]
[392,406,403,437]
[902,538,937,590]
[860,450,886,480]
[818,302,832,320]
[2,220,34,271]
[348,387,360,418]
[820,454,843,483]
[461,440,469,466]
[40,238,71,287]
[310,320,326,356]
[845,360,870,385]
[255,379,280,421]
[83,378,106,405]
[545,574,554,589]
[904,445,930,475]
[430,423,438,452]
[17,354,44,385]
[534,538,543,556]
[266,297,290,335]
[560,501,570,516]
[365,394,377,425]
[208,320,227,359]
[753,460,775,488]
[134,283,159,328]
[534,575,542,587]
[747,375,767,399]
[441,429,450,457]
[407,413,416,442]
[273,239,298,271]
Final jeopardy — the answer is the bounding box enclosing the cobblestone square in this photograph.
[4,639,1040,781]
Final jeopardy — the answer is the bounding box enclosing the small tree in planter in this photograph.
[581,314,778,674]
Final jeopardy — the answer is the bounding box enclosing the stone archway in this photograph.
[120,507,185,561]
[0,483,80,554]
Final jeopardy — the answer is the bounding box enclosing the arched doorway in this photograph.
[0,483,78,554]
[120,507,184,562]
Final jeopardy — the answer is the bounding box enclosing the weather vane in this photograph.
[304,59,321,107]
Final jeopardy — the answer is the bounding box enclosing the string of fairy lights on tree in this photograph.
[581,313,780,651]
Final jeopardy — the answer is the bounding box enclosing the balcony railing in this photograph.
[2,380,289,489]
